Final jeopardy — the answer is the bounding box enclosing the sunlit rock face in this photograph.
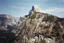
[13,5,64,43]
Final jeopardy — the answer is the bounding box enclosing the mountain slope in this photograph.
[0,14,26,43]
[0,5,64,43]
[13,5,64,43]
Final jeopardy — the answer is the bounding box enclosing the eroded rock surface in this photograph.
[13,6,64,43]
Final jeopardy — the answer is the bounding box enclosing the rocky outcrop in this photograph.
[0,5,64,43]
[13,5,64,43]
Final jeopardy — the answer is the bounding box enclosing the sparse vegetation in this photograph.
[42,15,54,22]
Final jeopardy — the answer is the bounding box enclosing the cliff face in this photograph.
[13,5,64,43]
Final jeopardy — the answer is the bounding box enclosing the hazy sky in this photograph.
[0,0,64,17]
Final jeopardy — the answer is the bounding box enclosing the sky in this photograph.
[0,0,64,18]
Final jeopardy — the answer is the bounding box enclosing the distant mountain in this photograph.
[0,14,26,43]
[0,14,17,26]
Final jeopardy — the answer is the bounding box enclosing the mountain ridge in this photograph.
[14,5,64,43]
[0,5,64,43]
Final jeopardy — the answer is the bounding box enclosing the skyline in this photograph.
[0,0,64,18]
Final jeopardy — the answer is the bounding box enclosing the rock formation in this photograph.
[0,5,64,43]
[13,5,64,43]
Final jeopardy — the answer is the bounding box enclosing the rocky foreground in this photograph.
[0,5,64,43]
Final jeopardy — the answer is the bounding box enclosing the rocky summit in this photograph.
[0,5,64,43]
